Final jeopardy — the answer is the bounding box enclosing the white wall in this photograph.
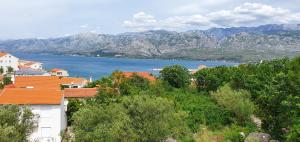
[30,63,43,70]
[29,101,66,142]
[51,70,69,77]
[0,54,19,73]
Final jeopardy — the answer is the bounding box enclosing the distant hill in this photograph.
[1,24,300,62]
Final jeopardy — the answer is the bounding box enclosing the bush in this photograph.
[160,65,191,88]
[211,84,255,125]
[286,119,300,142]
[0,105,36,142]
[164,89,232,132]
[72,95,191,142]
[194,66,232,92]
[72,104,136,142]
[120,74,150,96]
[3,77,12,85]
[194,125,249,142]
[66,99,82,125]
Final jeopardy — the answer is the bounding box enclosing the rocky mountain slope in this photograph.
[1,24,300,62]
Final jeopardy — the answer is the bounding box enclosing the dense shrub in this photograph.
[164,89,232,132]
[194,66,232,92]
[72,95,191,142]
[211,85,255,125]
[0,105,36,142]
[160,65,191,88]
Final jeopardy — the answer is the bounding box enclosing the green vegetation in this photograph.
[1,56,299,141]
[160,65,191,88]
[211,85,255,125]
[7,67,14,74]
[66,57,300,141]
[0,67,3,75]
[0,105,36,142]
[0,76,13,89]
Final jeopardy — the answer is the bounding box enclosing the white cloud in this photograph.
[122,12,157,31]
[123,12,215,31]
[80,24,89,28]
[123,3,300,31]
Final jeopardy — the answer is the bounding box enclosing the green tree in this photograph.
[211,84,255,125]
[73,104,137,142]
[194,66,232,92]
[66,99,82,125]
[120,74,150,96]
[0,67,3,74]
[7,66,14,74]
[160,65,191,88]
[3,77,12,85]
[122,95,191,141]
[0,105,36,142]
[73,95,191,142]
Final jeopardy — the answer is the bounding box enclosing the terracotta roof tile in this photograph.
[51,68,64,72]
[14,76,62,89]
[24,62,36,66]
[14,76,88,89]
[64,88,98,98]
[123,72,156,81]
[0,88,62,105]
[60,77,87,85]
[0,52,7,57]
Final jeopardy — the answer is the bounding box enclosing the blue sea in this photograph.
[15,53,238,79]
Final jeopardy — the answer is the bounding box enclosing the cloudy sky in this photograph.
[0,0,299,39]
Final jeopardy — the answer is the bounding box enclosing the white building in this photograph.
[51,68,69,77]
[19,60,43,70]
[0,52,19,73]
[0,88,66,142]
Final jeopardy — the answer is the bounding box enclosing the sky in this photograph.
[0,0,299,39]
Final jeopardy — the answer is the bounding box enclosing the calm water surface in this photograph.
[15,53,238,79]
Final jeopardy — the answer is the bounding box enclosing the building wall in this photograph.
[0,54,19,73]
[30,63,43,70]
[51,70,69,77]
[29,103,66,142]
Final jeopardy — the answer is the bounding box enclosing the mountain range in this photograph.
[1,24,300,62]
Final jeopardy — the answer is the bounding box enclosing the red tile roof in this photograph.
[60,77,87,85]
[64,88,98,98]
[14,76,87,89]
[0,52,7,57]
[123,72,156,81]
[14,76,62,89]
[18,65,28,69]
[51,68,64,72]
[24,62,38,66]
[0,88,62,105]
